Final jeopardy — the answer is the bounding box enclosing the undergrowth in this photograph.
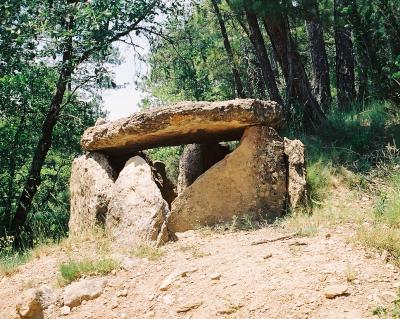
[58,258,119,285]
[284,100,400,261]
[372,289,400,318]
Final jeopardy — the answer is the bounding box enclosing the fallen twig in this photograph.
[288,241,308,246]
[251,233,296,245]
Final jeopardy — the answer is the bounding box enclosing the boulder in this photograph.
[16,285,56,319]
[81,99,284,155]
[152,161,177,206]
[69,153,115,234]
[63,278,107,308]
[177,143,230,194]
[284,138,307,209]
[167,126,287,232]
[106,156,170,247]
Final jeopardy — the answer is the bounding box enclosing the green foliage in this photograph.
[381,175,400,227]
[1,0,400,255]
[356,168,400,265]
[0,65,104,242]
[58,258,119,285]
[284,100,399,210]
[140,0,266,103]
[0,235,31,276]
[146,146,183,183]
[306,160,333,205]
[0,0,172,248]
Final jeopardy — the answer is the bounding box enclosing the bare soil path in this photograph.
[1,223,398,319]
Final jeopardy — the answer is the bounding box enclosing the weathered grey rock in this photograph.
[168,126,287,232]
[69,153,115,234]
[63,278,107,308]
[16,289,44,319]
[106,156,170,247]
[177,143,230,194]
[81,99,284,155]
[284,138,307,209]
[15,285,55,319]
[152,161,177,206]
[324,284,349,299]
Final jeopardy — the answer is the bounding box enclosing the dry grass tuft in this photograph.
[131,244,164,261]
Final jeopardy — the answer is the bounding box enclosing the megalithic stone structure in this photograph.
[69,99,306,247]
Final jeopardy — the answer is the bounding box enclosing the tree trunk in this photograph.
[211,0,245,98]
[305,0,331,111]
[244,10,283,105]
[262,14,326,130]
[334,0,356,110]
[10,19,74,248]
[228,6,267,97]
[347,1,380,100]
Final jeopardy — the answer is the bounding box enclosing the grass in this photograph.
[372,289,400,318]
[354,169,400,265]
[0,251,31,276]
[197,214,264,237]
[284,100,400,262]
[344,263,357,282]
[179,244,211,258]
[58,258,119,285]
[131,244,164,261]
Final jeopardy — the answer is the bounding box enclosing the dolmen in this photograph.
[69,99,306,246]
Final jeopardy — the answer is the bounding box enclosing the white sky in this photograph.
[101,37,149,120]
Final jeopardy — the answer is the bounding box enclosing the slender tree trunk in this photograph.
[347,1,380,100]
[10,19,74,248]
[211,0,245,98]
[229,8,267,97]
[334,0,356,110]
[305,0,331,110]
[244,10,283,105]
[263,13,326,130]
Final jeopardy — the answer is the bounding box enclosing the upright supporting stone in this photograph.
[106,156,170,247]
[167,126,287,232]
[69,153,115,235]
[284,138,307,209]
[177,143,230,194]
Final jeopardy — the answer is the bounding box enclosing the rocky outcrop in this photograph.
[69,153,115,234]
[177,143,230,194]
[81,99,285,155]
[106,156,170,247]
[63,278,107,308]
[284,138,307,209]
[168,126,287,232]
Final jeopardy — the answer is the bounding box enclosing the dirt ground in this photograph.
[1,221,398,319]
